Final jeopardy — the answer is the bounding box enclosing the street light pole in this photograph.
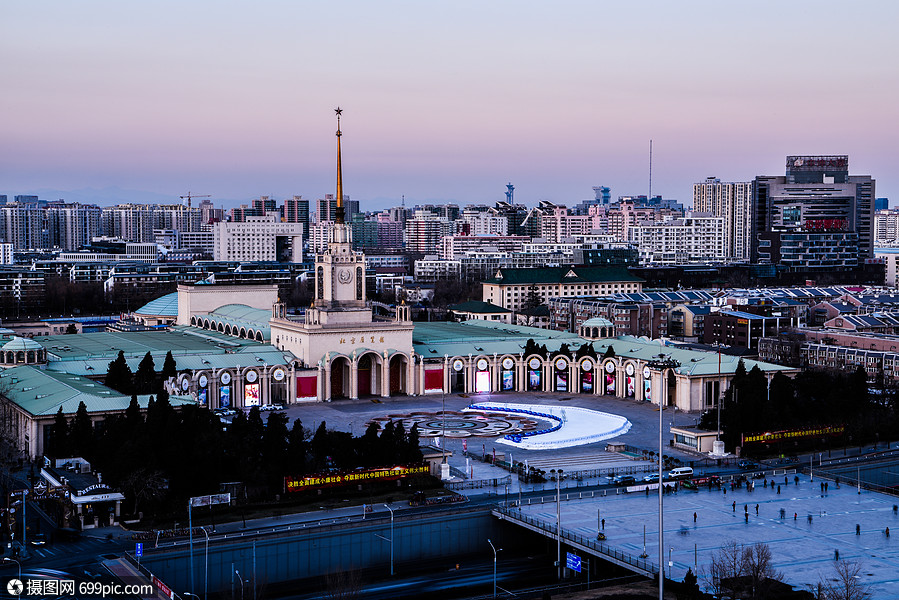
[384,504,395,576]
[556,468,564,580]
[646,355,680,600]
[3,557,21,581]
[201,526,210,600]
[487,538,500,600]
[234,569,244,600]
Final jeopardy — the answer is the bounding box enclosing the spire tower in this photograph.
[335,107,344,224]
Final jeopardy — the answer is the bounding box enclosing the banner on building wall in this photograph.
[581,372,593,394]
[643,379,652,402]
[424,368,444,392]
[605,374,616,395]
[285,465,429,492]
[528,370,541,391]
[555,372,567,392]
[245,383,260,406]
[626,376,635,398]
[502,370,514,391]
[742,425,845,445]
[220,386,231,408]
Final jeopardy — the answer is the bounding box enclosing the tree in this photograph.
[743,542,780,598]
[819,560,871,600]
[134,352,157,393]
[706,540,746,599]
[65,323,78,335]
[105,351,133,394]
[161,351,177,381]
[69,401,94,459]
[47,407,71,458]
[521,284,542,311]
[681,567,700,599]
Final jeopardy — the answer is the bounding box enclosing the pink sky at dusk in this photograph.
[2,1,897,209]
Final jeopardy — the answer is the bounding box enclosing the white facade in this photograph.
[875,249,899,287]
[692,178,752,261]
[875,209,899,247]
[414,258,462,281]
[213,215,303,262]
[629,213,726,265]
[438,235,529,261]
[0,243,12,265]
[461,209,508,236]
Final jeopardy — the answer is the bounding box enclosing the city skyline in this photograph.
[2,1,897,210]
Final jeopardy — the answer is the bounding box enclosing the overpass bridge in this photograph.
[492,506,657,578]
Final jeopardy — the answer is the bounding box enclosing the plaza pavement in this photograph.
[512,472,899,598]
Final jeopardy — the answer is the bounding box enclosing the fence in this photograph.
[445,475,512,491]
[494,506,658,577]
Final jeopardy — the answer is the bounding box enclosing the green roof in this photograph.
[36,326,292,378]
[2,336,43,351]
[484,266,644,285]
[134,292,179,317]
[448,300,510,314]
[198,304,272,340]
[0,366,194,417]
[412,320,794,376]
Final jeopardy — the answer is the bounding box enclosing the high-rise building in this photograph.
[213,215,304,262]
[45,202,102,250]
[693,177,752,261]
[875,198,889,211]
[283,196,310,241]
[0,201,47,249]
[752,155,875,269]
[628,212,726,265]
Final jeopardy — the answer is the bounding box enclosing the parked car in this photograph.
[611,475,636,486]
[738,459,756,470]
[642,473,660,483]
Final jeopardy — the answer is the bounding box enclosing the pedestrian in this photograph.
[856,524,861,535]
[794,512,798,521]
[733,501,736,512]
[795,475,799,486]
[693,512,697,523]
[723,487,727,496]
[777,485,781,494]
[755,504,759,515]
[825,482,828,492]
[744,504,748,514]
[886,527,890,537]
[764,479,768,488]
[835,549,839,561]
[808,514,813,524]
[601,518,605,530]
[745,513,749,523]
[821,482,825,493]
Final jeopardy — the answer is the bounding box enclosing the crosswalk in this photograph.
[29,537,111,560]
[522,451,647,472]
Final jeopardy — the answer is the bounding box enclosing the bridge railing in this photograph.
[494,506,658,576]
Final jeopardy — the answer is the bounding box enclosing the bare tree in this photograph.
[820,560,871,600]
[743,542,781,598]
[706,539,746,599]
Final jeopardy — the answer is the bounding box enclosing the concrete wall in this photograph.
[138,508,520,595]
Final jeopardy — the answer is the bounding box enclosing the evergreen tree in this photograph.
[65,323,78,335]
[161,351,177,380]
[406,423,423,464]
[286,419,308,475]
[134,352,156,393]
[105,350,133,394]
[48,407,70,458]
[125,394,143,431]
[521,284,542,311]
[70,401,94,459]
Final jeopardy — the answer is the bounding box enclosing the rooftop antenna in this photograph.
[402,194,405,208]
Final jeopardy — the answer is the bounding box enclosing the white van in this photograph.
[667,467,693,480]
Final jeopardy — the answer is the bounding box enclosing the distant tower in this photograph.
[505,183,515,204]
[335,108,345,224]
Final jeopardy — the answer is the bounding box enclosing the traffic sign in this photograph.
[566,552,581,573]
[136,542,143,557]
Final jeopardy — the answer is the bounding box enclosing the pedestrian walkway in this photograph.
[509,472,899,597]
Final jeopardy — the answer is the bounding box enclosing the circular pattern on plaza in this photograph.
[366,411,541,438]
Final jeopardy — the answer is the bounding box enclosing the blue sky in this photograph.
[2,1,897,209]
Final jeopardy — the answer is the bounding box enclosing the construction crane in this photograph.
[179,192,211,208]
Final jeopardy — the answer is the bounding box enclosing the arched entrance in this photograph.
[450,358,465,393]
[667,370,677,407]
[388,355,408,396]
[330,356,350,399]
[356,353,381,398]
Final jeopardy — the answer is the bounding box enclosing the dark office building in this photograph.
[752,155,875,270]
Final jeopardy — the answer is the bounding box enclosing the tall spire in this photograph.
[335,107,344,224]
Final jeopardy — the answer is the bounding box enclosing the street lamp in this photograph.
[384,504,395,576]
[556,468,564,580]
[487,538,501,600]
[201,527,210,600]
[645,354,680,600]
[234,569,244,600]
[3,557,21,581]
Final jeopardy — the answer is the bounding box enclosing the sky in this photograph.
[2,1,898,210]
